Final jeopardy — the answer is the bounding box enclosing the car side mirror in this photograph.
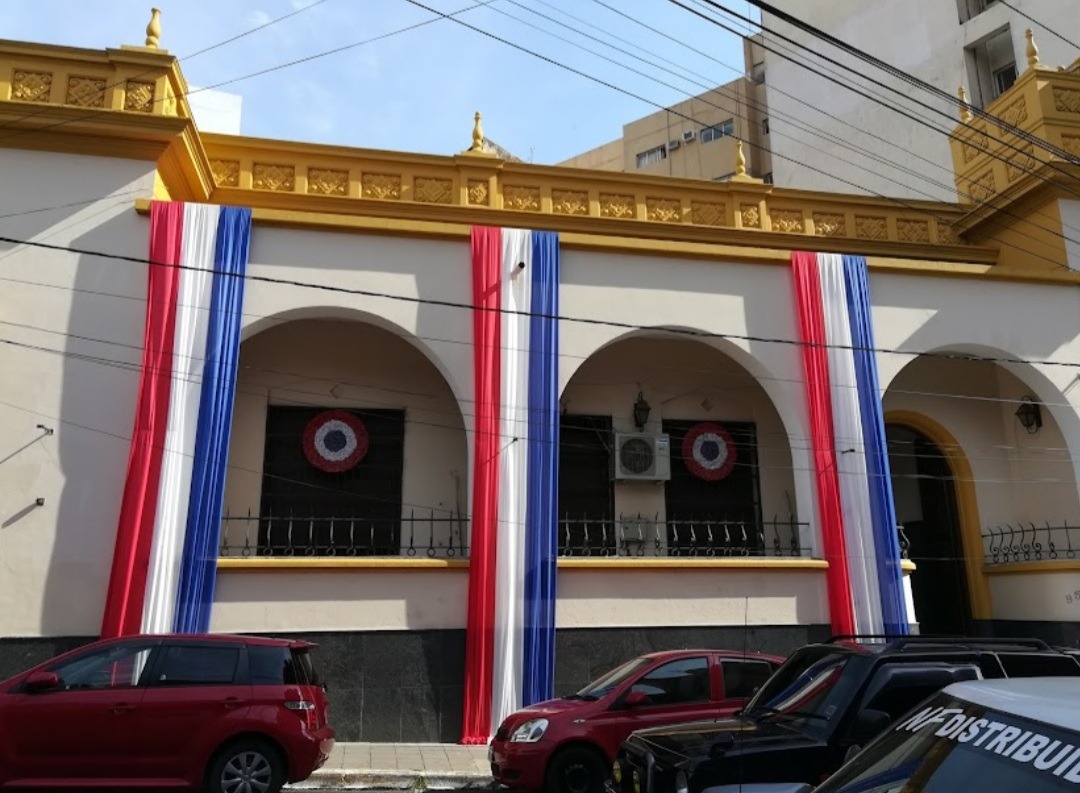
[624,690,649,708]
[25,671,60,692]
[850,708,891,742]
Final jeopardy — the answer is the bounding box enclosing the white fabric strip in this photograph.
[816,253,884,636]
[142,203,219,634]
[491,228,532,733]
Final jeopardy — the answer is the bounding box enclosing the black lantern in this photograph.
[1015,396,1042,434]
[632,391,651,431]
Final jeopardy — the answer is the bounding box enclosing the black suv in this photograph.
[609,636,1080,793]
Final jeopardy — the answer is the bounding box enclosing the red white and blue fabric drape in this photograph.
[792,252,907,637]
[101,201,250,639]
[462,226,560,744]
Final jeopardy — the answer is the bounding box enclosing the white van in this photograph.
[812,678,1080,793]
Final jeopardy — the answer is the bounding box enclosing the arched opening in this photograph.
[885,420,972,635]
[559,333,801,557]
[221,317,469,557]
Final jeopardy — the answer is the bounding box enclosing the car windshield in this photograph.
[742,647,851,732]
[816,691,1080,793]
[573,658,650,700]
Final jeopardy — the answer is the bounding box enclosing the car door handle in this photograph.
[222,697,244,709]
[110,703,136,714]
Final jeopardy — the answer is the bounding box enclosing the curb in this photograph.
[294,768,491,790]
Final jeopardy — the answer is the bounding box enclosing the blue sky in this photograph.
[2,0,756,163]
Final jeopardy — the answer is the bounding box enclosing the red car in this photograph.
[0,633,334,792]
[490,649,785,793]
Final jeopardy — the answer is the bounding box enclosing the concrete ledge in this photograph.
[297,768,490,790]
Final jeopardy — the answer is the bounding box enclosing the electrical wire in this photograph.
[997,0,1080,52]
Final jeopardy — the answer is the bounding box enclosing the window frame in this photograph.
[144,640,248,689]
[635,145,668,168]
[701,120,735,144]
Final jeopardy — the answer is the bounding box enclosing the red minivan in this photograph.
[0,634,334,792]
[490,649,785,793]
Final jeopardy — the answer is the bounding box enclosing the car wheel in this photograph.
[546,746,608,793]
[206,738,284,793]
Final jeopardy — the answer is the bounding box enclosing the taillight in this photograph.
[285,699,318,730]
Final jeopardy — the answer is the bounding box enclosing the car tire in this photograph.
[205,737,285,793]
[546,746,608,793]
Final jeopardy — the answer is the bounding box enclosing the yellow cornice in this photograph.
[983,560,1080,575]
[215,556,830,572]
[556,557,828,571]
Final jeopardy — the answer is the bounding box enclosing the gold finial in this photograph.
[470,111,485,152]
[735,139,747,177]
[958,86,973,122]
[145,8,162,48]
[1026,28,1040,68]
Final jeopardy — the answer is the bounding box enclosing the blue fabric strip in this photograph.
[173,206,251,633]
[522,230,560,704]
[842,255,908,634]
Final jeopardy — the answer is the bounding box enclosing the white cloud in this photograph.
[248,9,272,27]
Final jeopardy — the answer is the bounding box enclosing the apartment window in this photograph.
[636,145,667,168]
[763,173,774,185]
[992,62,1018,96]
[751,60,765,84]
[700,120,735,144]
[957,0,999,23]
[762,117,770,135]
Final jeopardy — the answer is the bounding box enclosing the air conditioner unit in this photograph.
[682,130,697,142]
[613,433,671,481]
[667,139,681,151]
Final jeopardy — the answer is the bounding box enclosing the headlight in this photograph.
[675,770,689,793]
[633,769,642,793]
[612,761,623,784]
[509,718,548,743]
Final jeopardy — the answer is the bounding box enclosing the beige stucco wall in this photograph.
[0,148,156,637]
[988,571,1080,623]
[224,318,468,553]
[210,568,469,633]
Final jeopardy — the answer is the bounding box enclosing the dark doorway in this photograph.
[886,424,972,635]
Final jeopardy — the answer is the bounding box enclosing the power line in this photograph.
[0,0,334,134]
[732,0,1080,168]
[998,0,1080,52]
[5,228,1080,374]
[498,0,1080,260]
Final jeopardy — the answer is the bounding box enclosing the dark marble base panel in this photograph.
[972,619,1080,648]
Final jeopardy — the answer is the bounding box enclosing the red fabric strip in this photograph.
[791,251,855,636]
[461,226,502,743]
[100,200,184,638]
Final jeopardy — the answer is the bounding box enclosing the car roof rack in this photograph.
[826,634,1053,651]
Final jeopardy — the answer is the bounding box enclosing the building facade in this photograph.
[759,0,1080,199]
[1,26,1080,742]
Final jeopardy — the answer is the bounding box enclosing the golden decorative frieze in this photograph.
[1053,87,1080,114]
[1006,144,1037,183]
[600,193,636,219]
[813,213,846,237]
[124,80,155,113]
[646,197,681,223]
[936,222,962,246]
[855,216,888,241]
[969,170,997,203]
[210,159,240,187]
[961,126,990,164]
[771,209,804,234]
[252,163,296,192]
[467,179,490,206]
[552,189,588,216]
[999,96,1028,128]
[690,201,726,227]
[362,173,402,200]
[307,168,348,196]
[1063,135,1080,158]
[897,219,930,243]
[65,75,106,108]
[740,204,761,229]
[12,70,52,103]
[414,177,453,204]
[504,185,541,211]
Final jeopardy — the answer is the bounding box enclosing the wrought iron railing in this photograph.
[219,509,470,558]
[982,522,1080,564]
[558,515,812,558]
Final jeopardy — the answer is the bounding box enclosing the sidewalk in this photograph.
[297,742,491,790]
